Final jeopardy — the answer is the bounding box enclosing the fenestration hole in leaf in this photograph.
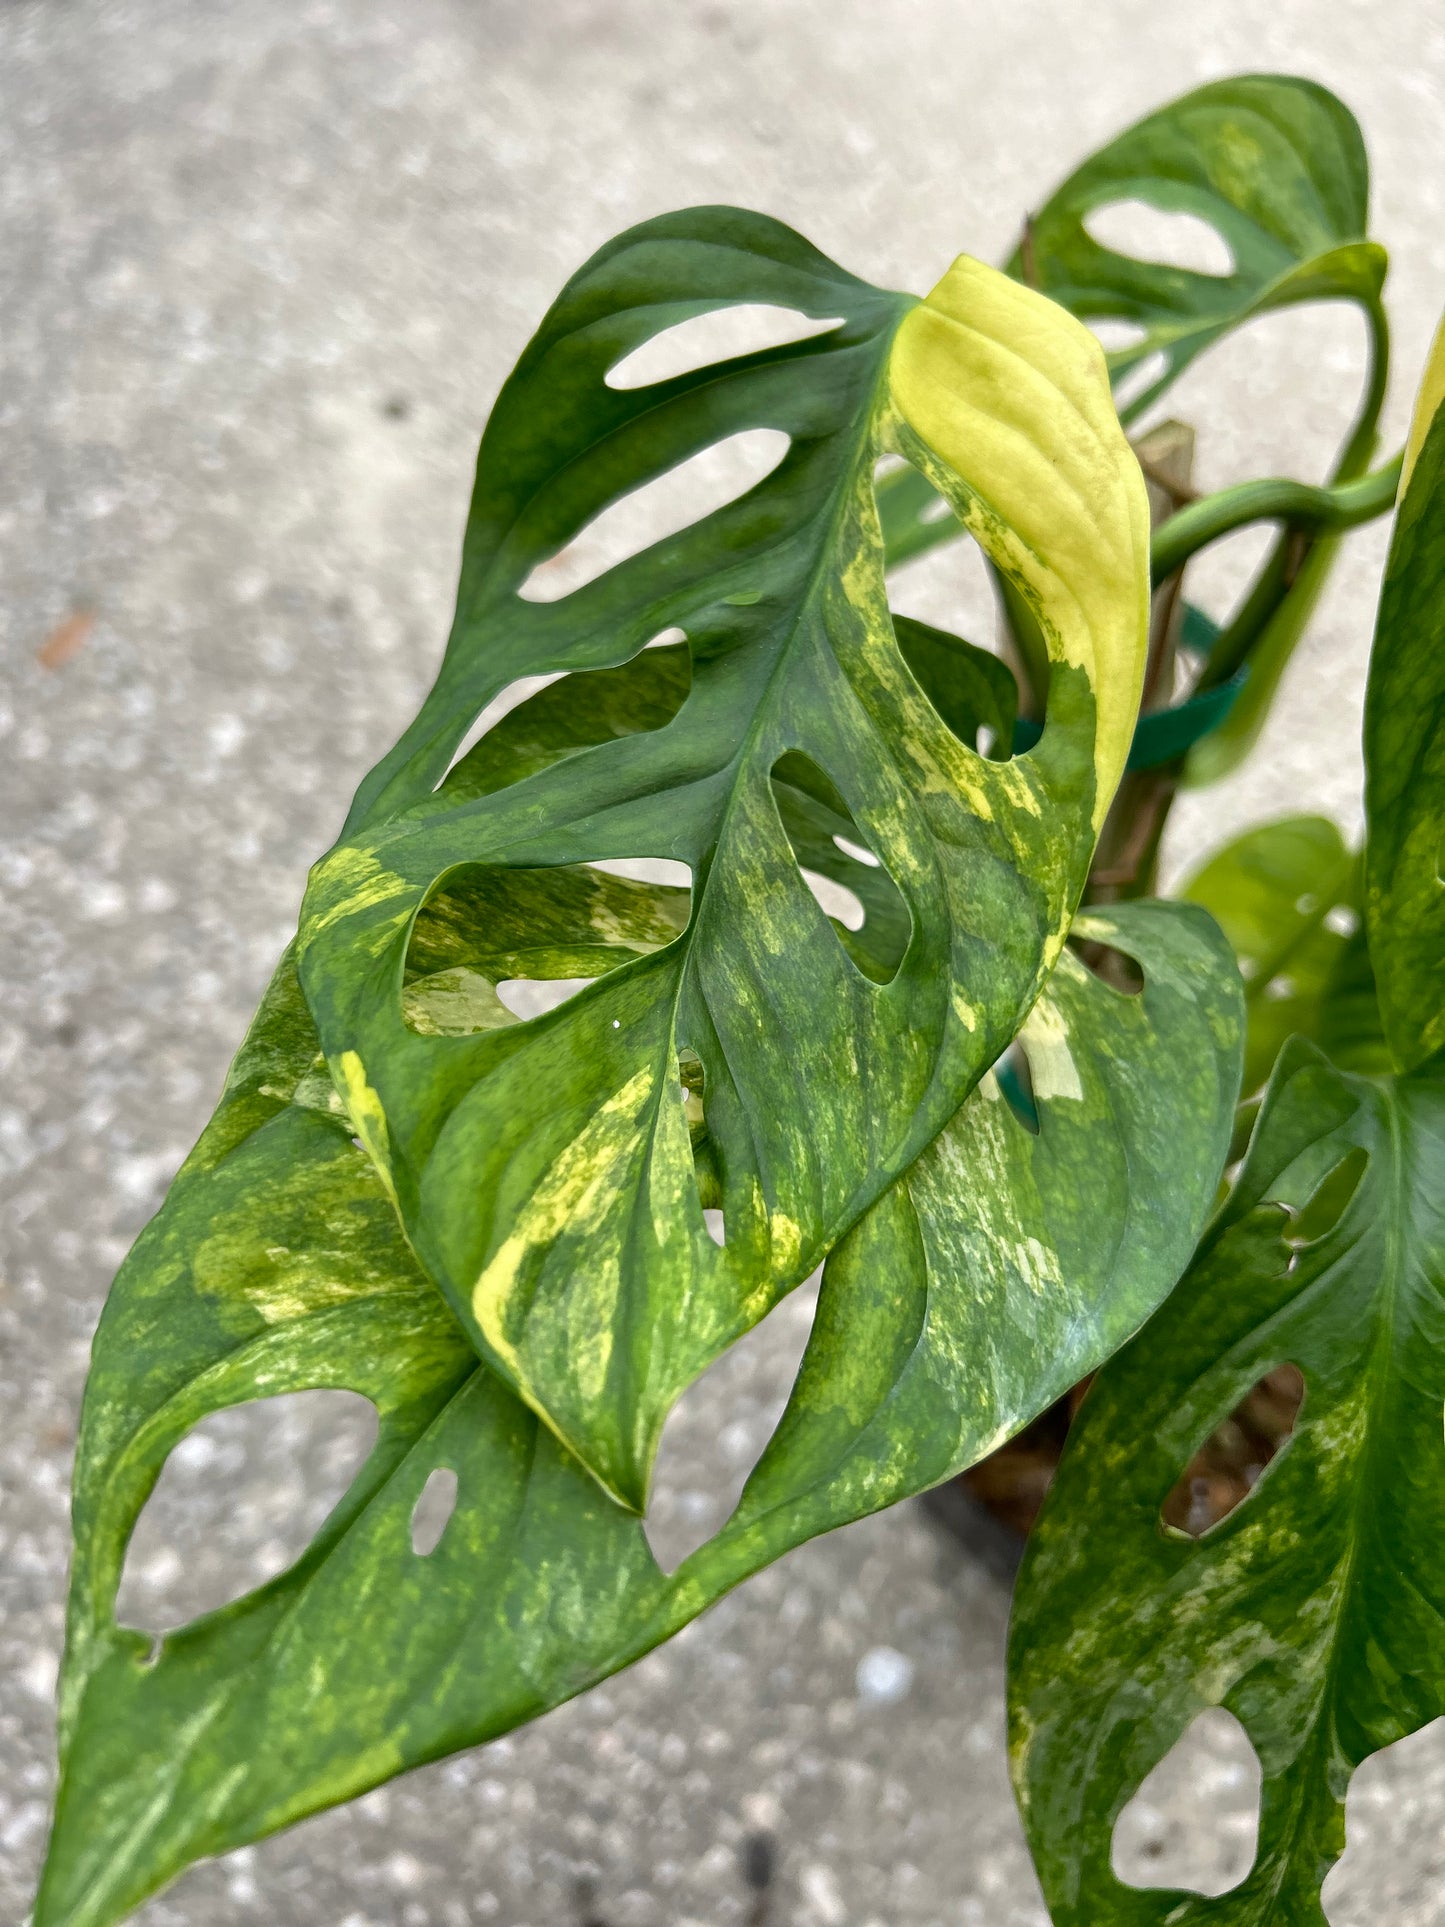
[438,632,692,795]
[885,469,1000,648]
[409,1466,459,1556]
[588,856,693,889]
[1068,934,1145,995]
[495,976,596,1021]
[1112,1708,1261,1896]
[517,428,790,602]
[677,1046,725,1245]
[1084,200,1236,277]
[402,858,693,1036]
[1087,316,1149,353]
[644,1270,820,1573]
[1320,1720,1445,1924]
[1161,1365,1305,1538]
[438,672,566,786]
[605,304,841,389]
[116,1390,379,1634]
[770,750,910,983]
[1112,350,1171,414]
[1286,1147,1368,1246]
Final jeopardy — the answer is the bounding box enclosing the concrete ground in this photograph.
[3,2,1444,1922]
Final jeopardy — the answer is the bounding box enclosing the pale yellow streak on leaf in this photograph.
[888,255,1150,826]
[769,1208,803,1277]
[472,1065,656,1388]
[303,843,415,951]
[336,1050,397,1204]
[1402,307,1445,491]
[1020,996,1084,1102]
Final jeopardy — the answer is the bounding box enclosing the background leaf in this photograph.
[1179,814,1357,1095]
[1008,1041,1445,1924]
[1009,73,1382,425]
[1365,322,1445,1071]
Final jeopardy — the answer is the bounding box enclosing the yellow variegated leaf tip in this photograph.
[1401,307,1445,493]
[888,254,1151,827]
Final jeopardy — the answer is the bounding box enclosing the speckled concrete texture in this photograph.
[4,4,1445,1923]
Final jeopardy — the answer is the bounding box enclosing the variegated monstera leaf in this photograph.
[39,209,1246,1927]
[297,215,1152,1513]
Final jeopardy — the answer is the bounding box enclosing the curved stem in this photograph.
[1149,454,1401,587]
[1195,292,1392,689]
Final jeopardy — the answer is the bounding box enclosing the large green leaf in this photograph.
[1009,1040,1445,1924]
[294,209,1149,1509]
[1365,318,1445,1071]
[39,896,1240,1927]
[1179,814,1357,1096]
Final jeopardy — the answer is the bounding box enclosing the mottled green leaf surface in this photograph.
[1011,74,1383,426]
[1008,291,1445,1926]
[1365,323,1445,1071]
[39,898,1239,1927]
[295,210,1149,1509]
[1180,814,1358,1095]
[1009,1041,1445,1924]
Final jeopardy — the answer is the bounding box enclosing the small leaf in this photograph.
[1180,814,1358,1094]
[1008,1040,1445,1924]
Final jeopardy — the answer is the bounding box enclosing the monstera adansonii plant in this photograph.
[35,73,1441,1927]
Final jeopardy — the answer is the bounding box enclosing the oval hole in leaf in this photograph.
[1088,316,1149,353]
[439,638,693,799]
[409,1466,459,1556]
[495,976,596,1020]
[1161,1365,1305,1538]
[1068,934,1145,995]
[1320,1719,1445,1924]
[1111,1708,1261,1896]
[802,868,865,930]
[588,857,694,889]
[644,1271,820,1574]
[678,1046,724,1240]
[438,672,566,786]
[606,304,842,389]
[115,1390,379,1633]
[1084,200,1236,277]
[517,428,790,602]
[834,833,879,868]
[1112,350,1172,415]
[887,476,1000,646]
[1288,1146,1368,1246]
[770,751,910,983]
[403,858,693,1035]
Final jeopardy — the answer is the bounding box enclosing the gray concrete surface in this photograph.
[3,3,1445,1922]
